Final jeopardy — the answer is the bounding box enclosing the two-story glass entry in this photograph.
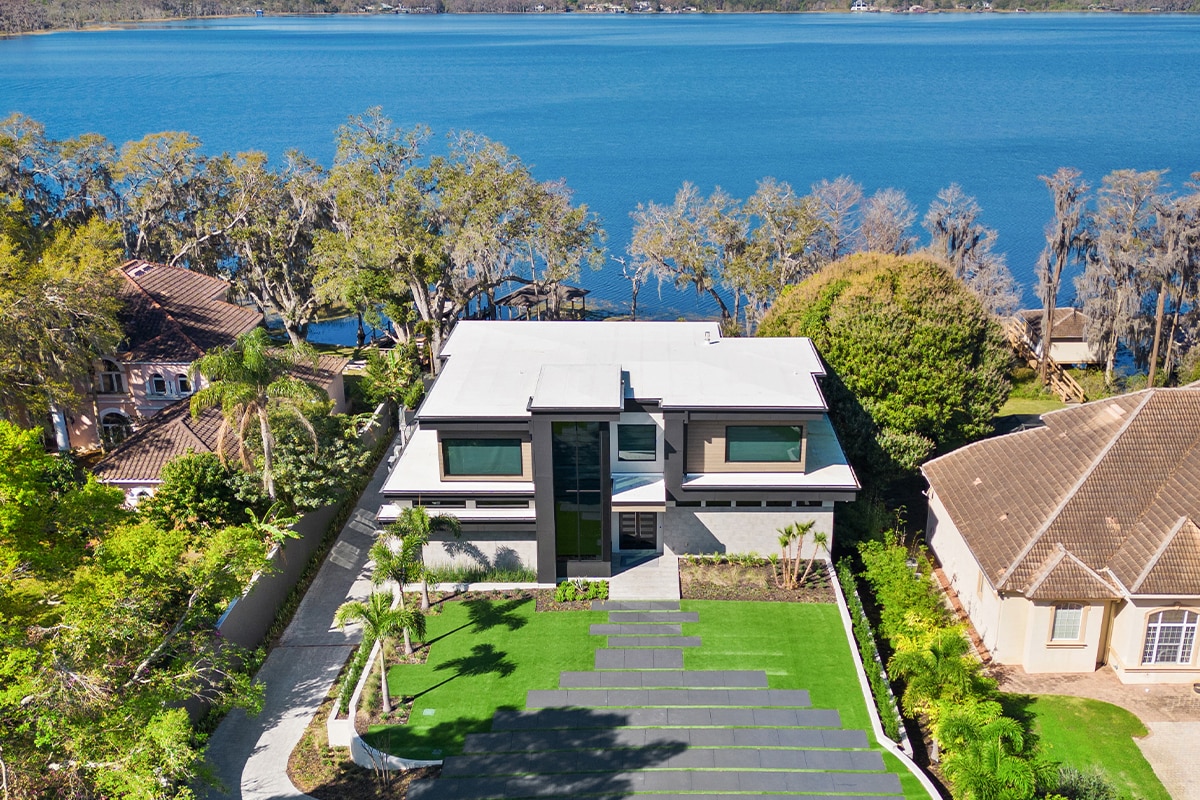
[551,421,608,569]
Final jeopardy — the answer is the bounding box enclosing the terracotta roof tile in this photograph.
[117,260,261,363]
[92,400,232,483]
[923,388,1200,600]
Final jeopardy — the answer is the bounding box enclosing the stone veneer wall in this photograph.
[663,508,833,559]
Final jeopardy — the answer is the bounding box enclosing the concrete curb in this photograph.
[830,559,942,800]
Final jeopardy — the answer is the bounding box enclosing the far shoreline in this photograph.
[3,5,1194,39]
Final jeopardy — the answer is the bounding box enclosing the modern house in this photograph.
[92,354,350,503]
[923,388,1200,684]
[378,321,859,583]
[54,260,262,451]
[1013,307,1102,366]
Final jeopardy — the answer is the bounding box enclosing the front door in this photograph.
[618,511,658,551]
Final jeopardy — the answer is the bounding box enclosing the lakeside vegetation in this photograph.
[3,0,1198,36]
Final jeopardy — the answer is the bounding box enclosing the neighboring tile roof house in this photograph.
[92,400,230,485]
[922,388,1200,599]
[93,355,350,490]
[117,260,262,362]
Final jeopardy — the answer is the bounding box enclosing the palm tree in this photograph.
[941,717,1056,800]
[887,627,981,720]
[774,520,815,589]
[369,532,425,652]
[798,529,829,586]
[334,590,423,713]
[388,505,461,612]
[190,327,324,500]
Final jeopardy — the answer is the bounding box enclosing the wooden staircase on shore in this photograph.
[1002,316,1087,404]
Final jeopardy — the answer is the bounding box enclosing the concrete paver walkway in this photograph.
[203,435,401,799]
[407,600,903,800]
[995,665,1200,800]
[609,553,681,601]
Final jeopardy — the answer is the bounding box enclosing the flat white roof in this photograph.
[530,363,623,412]
[418,321,827,420]
[612,473,666,506]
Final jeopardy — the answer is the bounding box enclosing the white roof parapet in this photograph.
[419,321,828,420]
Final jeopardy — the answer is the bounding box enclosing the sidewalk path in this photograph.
[203,435,401,799]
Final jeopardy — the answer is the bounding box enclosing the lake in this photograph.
[4,13,1200,336]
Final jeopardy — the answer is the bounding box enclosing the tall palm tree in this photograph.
[388,505,461,612]
[334,590,423,713]
[369,531,425,653]
[190,327,324,500]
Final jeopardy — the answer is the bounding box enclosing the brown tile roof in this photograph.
[1018,306,1091,342]
[117,260,262,363]
[923,388,1200,600]
[92,356,348,485]
[92,400,232,483]
[290,354,350,394]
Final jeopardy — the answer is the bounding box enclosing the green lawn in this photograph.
[369,597,928,800]
[1004,694,1170,800]
[366,597,605,759]
[682,601,928,800]
[997,396,1067,416]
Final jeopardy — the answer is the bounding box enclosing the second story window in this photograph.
[617,424,657,462]
[149,373,168,396]
[441,438,523,477]
[725,425,802,463]
[177,374,192,395]
[99,360,125,394]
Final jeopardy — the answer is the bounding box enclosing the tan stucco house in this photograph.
[923,388,1200,685]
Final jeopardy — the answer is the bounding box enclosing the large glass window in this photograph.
[149,373,168,396]
[725,425,802,463]
[441,438,523,476]
[1051,603,1083,641]
[1142,610,1198,665]
[553,421,606,561]
[617,424,657,462]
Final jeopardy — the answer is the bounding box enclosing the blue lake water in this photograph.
[4,13,1200,336]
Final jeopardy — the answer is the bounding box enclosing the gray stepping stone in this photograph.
[525,687,810,709]
[462,726,868,753]
[606,636,701,647]
[413,772,900,800]
[490,706,840,730]
[595,648,683,670]
[559,669,768,688]
[591,600,680,611]
[606,610,698,623]
[589,623,682,636]
[440,747,885,778]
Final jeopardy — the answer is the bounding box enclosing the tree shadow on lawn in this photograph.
[387,708,691,797]
[410,643,517,701]
[422,597,530,649]
[363,711,511,761]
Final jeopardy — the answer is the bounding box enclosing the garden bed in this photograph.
[289,692,440,800]
[679,556,835,603]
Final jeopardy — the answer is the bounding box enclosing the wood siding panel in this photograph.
[685,420,807,473]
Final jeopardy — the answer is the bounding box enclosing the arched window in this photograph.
[177,373,192,395]
[99,360,125,394]
[1142,609,1198,665]
[149,373,168,396]
[100,412,133,448]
